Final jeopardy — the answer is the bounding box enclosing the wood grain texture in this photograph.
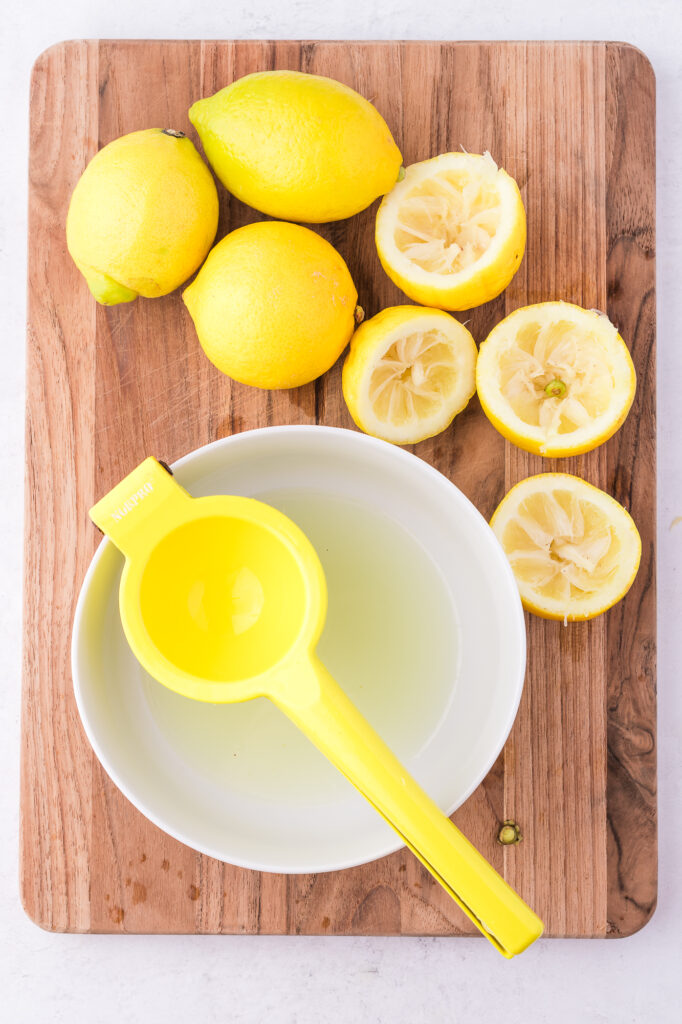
[502,42,610,939]
[21,40,656,936]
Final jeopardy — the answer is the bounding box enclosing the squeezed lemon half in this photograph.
[375,151,526,311]
[342,305,477,445]
[476,302,636,457]
[490,473,641,621]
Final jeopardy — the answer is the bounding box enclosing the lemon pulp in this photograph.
[477,302,636,457]
[393,162,502,274]
[491,474,641,620]
[375,152,526,311]
[370,329,461,423]
[342,305,477,445]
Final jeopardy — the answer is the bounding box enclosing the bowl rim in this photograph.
[71,425,527,873]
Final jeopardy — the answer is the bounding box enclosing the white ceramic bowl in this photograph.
[72,426,525,873]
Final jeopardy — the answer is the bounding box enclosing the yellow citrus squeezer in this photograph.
[90,457,543,957]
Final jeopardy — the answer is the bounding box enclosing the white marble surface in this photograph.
[2,1,681,1020]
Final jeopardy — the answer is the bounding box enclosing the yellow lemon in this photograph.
[183,221,360,389]
[375,151,526,310]
[342,305,477,444]
[490,473,641,621]
[189,71,402,223]
[66,129,219,305]
[476,302,636,457]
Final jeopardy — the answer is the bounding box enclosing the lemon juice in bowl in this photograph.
[140,488,459,803]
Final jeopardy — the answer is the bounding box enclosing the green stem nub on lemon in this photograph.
[544,379,567,398]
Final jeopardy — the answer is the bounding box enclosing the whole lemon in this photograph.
[66,129,219,304]
[188,71,403,223]
[183,221,360,389]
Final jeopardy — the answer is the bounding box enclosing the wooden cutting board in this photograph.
[21,40,656,938]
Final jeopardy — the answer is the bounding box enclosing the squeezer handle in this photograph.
[90,457,188,559]
[273,656,544,958]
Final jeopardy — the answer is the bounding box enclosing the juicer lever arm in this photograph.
[272,655,543,958]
